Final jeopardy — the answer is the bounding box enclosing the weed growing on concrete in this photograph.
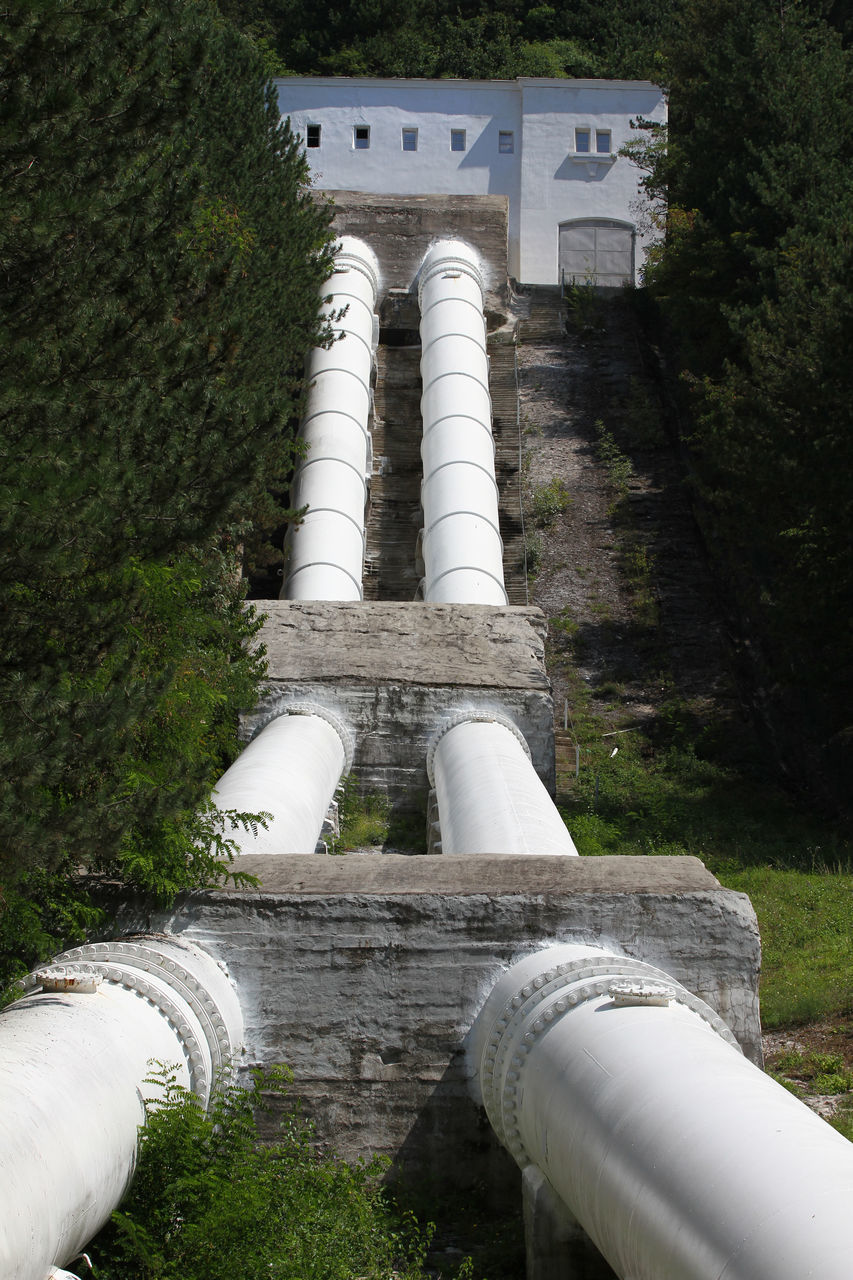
[335,780,391,851]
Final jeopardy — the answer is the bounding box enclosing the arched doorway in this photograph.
[559,219,635,287]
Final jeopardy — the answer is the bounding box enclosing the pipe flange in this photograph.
[427,709,531,787]
[57,939,239,1086]
[249,701,355,776]
[480,951,740,1166]
[332,238,381,301]
[418,242,484,305]
[31,953,210,1101]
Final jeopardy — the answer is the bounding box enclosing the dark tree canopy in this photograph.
[643,0,853,807]
[0,0,334,919]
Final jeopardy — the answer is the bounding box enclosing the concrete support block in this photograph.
[101,854,761,1197]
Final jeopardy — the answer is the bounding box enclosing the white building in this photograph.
[275,76,666,287]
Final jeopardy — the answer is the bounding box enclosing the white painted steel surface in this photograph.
[419,240,507,605]
[0,937,242,1280]
[212,706,352,854]
[428,715,578,855]
[473,945,853,1280]
[282,236,379,601]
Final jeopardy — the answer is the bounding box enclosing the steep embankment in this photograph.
[514,284,853,1133]
[514,284,736,763]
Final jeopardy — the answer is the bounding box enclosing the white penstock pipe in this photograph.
[0,936,243,1280]
[282,236,380,601]
[418,240,507,605]
[472,944,853,1280]
[427,713,578,856]
[212,705,353,854]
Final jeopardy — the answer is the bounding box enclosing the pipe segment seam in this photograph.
[420,368,491,398]
[426,709,531,787]
[424,507,503,539]
[297,456,370,488]
[291,506,368,542]
[418,250,484,303]
[248,702,355,775]
[283,563,364,600]
[422,414,496,452]
[476,949,739,1169]
[19,938,244,1105]
[306,358,373,388]
[421,458,500,495]
[425,564,508,597]
[331,245,381,297]
[300,409,371,446]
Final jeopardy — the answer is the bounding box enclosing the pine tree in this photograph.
[643,0,853,807]
[0,0,334,889]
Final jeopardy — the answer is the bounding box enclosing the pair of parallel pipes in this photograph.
[216,237,571,860]
[8,235,853,1280]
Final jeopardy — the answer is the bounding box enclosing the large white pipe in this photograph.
[419,240,507,605]
[472,944,853,1280]
[428,713,578,856]
[0,936,243,1280]
[212,704,353,854]
[282,236,380,601]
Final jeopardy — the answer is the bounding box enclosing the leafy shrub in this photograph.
[531,477,572,528]
[91,1066,442,1280]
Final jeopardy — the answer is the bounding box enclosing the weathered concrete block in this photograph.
[323,192,510,328]
[248,602,557,808]
[107,854,761,1197]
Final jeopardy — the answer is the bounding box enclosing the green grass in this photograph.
[557,679,853,1026]
[719,868,853,1027]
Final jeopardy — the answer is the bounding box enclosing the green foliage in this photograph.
[91,1066,439,1280]
[637,0,853,808]
[335,780,391,851]
[530,477,572,528]
[557,676,853,1025]
[217,0,678,80]
[594,421,634,500]
[0,868,103,1002]
[0,0,335,925]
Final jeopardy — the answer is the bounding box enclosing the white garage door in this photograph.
[559,220,635,287]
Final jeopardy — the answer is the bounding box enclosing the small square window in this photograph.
[596,130,612,154]
[575,128,590,153]
[402,127,418,151]
[498,130,514,154]
[306,124,321,148]
[450,129,466,152]
[353,125,370,149]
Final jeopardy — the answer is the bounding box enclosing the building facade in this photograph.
[275,76,666,286]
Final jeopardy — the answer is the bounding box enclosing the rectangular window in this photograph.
[596,129,612,154]
[575,128,591,153]
[498,130,514,154]
[353,125,370,149]
[402,127,418,151]
[306,124,321,149]
[450,129,466,152]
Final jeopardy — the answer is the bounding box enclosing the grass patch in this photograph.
[335,782,390,851]
[718,867,853,1026]
[557,676,853,1026]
